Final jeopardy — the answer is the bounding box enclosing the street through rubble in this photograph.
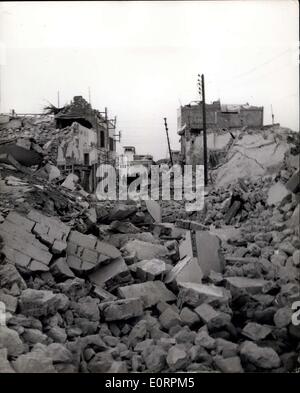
[0,113,299,373]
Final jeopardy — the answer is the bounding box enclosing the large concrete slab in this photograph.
[88,257,132,291]
[177,282,231,308]
[225,276,268,294]
[179,231,194,259]
[195,231,224,277]
[118,281,176,308]
[165,256,203,286]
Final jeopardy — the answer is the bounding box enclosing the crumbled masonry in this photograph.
[0,119,299,373]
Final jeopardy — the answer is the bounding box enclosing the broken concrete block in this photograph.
[224,201,241,224]
[135,259,168,281]
[12,351,56,373]
[0,222,52,266]
[108,204,137,221]
[180,307,200,327]
[128,320,148,348]
[267,182,290,205]
[145,200,161,223]
[0,263,27,290]
[95,240,121,259]
[1,245,31,269]
[121,239,169,261]
[61,173,79,191]
[28,209,70,241]
[194,330,216,349]
[118,281,176,308]
[242,322,272,341]
[19,289,61,317]
[50,258,75,279]
[0,292,18,313]
[165,256,203,287]
[166,345,189,371]
[273,307,293,328]
[225,276,268,295]
[5,211,35,232]
[195,231,224,277]
[143,345,166,372]
[194,303,220,324]
[102,298,143,321]
[28,260,50,272]
[178,282,231,308]
[68,231,97,250]
[52,240,67,254]
[239,341,281,369]
[0,348,15,373]
[285,170,300,194]
[89,257,132,291]
[215,338,238,358]
[110,220,141,234]
[107,232,158,249]
[46,164,61,182]
[179,231,193,259]
[159,308,182,330]
[214,355,244,373]
[85,208,97,225]
[107,360,128,373]
[93,286,117,302]
[0,326,24,357]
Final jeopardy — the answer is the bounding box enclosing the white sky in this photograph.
[0,1,299,160]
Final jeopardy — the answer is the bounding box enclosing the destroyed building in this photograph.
[177,100,264,166]
[54,96,117,192]
[0,96,118,193]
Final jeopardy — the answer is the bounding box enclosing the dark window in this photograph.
[100,131,105,148]
[84,153,89,165]
[109,138,114,151]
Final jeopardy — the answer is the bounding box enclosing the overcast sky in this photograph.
[0,1,299,160]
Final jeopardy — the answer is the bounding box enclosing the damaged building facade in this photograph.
[177,100,264,166]
[55,96,117,192]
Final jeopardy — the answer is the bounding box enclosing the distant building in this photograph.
[178,100,263,131]
[177,100,264,166]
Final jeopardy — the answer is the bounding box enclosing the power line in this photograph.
[207,48,292,87]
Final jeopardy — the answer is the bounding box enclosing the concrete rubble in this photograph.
[0,119,299,374]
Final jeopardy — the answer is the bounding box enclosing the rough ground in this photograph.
[0,118,299,373]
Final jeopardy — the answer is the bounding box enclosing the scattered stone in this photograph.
[239,341,281,369]
[180,307,200,327]
[273,307,293,328]
[118,281,176,308]
[88,257,132,292]
[0,326,23,357]
[166,345,189,371]
[159,308,182,330]
[121,239,169,261]
[19,289,61,317]
[135,259,168,281]
[143,345,166,372]
[242,322,272,341]
[214,355,244,373]
[225,276,268,294]
[102,298,143,321]
[0,348,15,372]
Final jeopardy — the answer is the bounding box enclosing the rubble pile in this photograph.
[0,119,299,373]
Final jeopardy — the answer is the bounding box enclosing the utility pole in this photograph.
[88,87,91,105]
[271,104,274,125]
[57,91,60,108]
[164,117,173,166]
[197,74,208,186]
